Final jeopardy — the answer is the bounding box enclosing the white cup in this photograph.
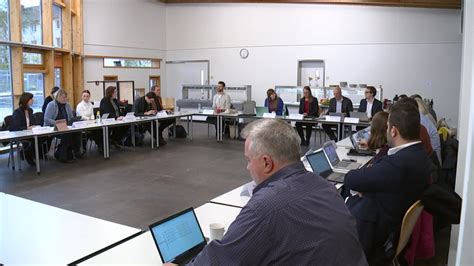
[209,223,225,241]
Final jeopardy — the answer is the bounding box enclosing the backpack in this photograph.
[168,125,187,138]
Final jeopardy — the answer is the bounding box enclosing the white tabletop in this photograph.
[0,194,141,266]
[79,203,242,265]
[210,185,251,208]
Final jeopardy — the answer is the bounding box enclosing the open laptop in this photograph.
[255,106,267,117]
[348,134,375,156]
[350,111,370,122]
[306,150,346,183]
[149,208,207,265]
[322,141,361,170]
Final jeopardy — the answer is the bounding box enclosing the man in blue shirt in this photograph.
[165,119,367,265]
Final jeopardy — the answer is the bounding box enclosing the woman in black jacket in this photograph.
[99,86,128,148]
[295,86,319,146]
[11,93,39,165]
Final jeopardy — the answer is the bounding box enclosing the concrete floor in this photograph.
[0,123,449,265]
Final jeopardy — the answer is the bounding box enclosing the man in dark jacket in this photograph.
[344,101,431,264]
[323,86,353,141]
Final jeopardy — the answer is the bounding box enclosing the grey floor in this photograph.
[0,123,449,265]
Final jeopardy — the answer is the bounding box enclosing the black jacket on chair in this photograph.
[298,98,319,117]
[328,96,353,117]
[358,99,383,118]
[99,97,124,119]
[11,108,37,131]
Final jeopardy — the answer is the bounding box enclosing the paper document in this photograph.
[344,117,359,123]
[240,181,256,197]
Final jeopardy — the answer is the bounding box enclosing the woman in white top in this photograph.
[76,90,94,120]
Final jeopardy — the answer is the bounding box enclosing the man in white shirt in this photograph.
[207,81,232,136]
[357,86,383,131]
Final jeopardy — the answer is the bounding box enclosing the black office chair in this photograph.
[3,115,26,170]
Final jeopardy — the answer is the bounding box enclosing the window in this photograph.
[52,4,62,48]
[23,51,43,65]
[54,67,61,87]
[23,73,44,112]
[0,0,9,41]
[0,45,12,122]
[21,0,42,45]
[103,58,159,68]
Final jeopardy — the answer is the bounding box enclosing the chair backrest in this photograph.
[2,115,13,131]
[395,200,424,257]
[33,112,44,126]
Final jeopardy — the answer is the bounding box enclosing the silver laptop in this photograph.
[322,141,361,170]
[306,150,345,183]
[350,111,370,122]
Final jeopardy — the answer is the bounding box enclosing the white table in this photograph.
[0,194,141,266]
[210,185,251,208]
[79,203,242,265]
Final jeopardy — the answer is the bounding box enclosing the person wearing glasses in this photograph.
[358,86,383,121]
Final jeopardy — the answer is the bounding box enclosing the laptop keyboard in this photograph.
[328,173,345,183]
[337,161,351,167]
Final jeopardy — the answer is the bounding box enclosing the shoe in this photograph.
[159,138,167,146]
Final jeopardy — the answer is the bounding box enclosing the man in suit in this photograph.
[344,101,431,264]
[358,86,383,119]
[323,86,353,140]
[356,86,383,131]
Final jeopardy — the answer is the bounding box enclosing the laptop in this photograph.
[306,150,346,183]
[322,141,361,170]
[348,134,375,156]
[149,208,207,265]
[255,106,267,117]
[101,113,109,119]
[350,111,370,122]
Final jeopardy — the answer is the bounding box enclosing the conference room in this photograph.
[1,0,473,265]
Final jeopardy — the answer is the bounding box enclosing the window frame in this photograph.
[103,57,160,69]
[0,44,14,123]
[0,0,10,41]
[21,0,43,45]
[52,3,62,48]
[23,72,45,113]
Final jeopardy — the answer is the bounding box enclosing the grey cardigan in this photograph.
[44,100,74,126]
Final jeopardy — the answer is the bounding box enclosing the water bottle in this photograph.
[96,111,101,124]
[198,103,202,112]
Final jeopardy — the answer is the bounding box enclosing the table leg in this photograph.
[173,120,176,139]
[131,125,135,147]
[102,127,107,159]
[151,121,154,149]
[156,120,160,149]
[190,116,193,140]
[34,136,40,175]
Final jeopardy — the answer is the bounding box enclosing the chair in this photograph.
[3,115,25,170]
[392,200,424,265]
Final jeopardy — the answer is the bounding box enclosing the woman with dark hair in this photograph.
[11,93,39,165]
[295,86,319,146]
[99,86,128,148]
[44,89,82,163]
[358,111,390,163]
[264,88,284,116]
[42,86,60,113]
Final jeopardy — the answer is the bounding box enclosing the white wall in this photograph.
[449,1,474,265]
[165,4,462,126]
[83,0,167,101]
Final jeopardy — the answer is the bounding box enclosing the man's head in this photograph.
[387,101,420,148]
[145,92,156,104]
[150,85,161,97]
[241,119,301,184]
[217,81,225,93]
[365,86,376,100]
[333,86,342,101]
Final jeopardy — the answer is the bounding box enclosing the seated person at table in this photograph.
[358,111,390,162]
[207,81,232,136]
[264,88,284,115]
[150,86,175,145]
[76,89,103,152]
[11,92,40,166]
[166,119,367,266]
[100,86,129,149]
[295,86,319,146]
[344,102,430,264]
[323,86,353,141]
[356,86,383,131]
[133,91,166,145]
[42,86,60,113]
[44,89,82,163]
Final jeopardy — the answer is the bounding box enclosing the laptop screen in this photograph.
[150,208,205,263]
[322,143,339,165]
[306,150,332,177]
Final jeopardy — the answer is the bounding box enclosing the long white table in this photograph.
[210,185,251,208]
[78,203,242,265]
[0,194,141,266]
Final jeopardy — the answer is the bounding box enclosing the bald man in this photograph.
[323,86,353,141]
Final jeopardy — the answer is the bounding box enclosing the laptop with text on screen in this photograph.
[306,150,346,183]
[149,208,207,265]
